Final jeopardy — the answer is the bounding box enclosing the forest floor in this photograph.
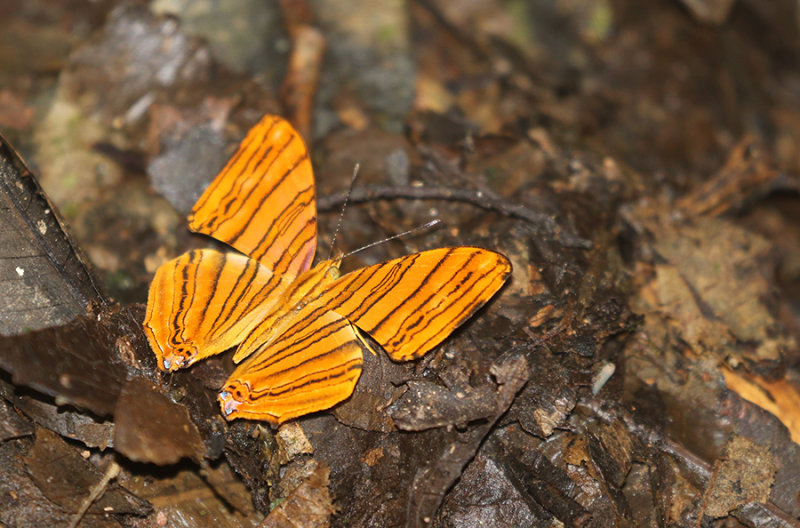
[1,1,799,527]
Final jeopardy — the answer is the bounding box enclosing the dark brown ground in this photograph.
[1,1,800,527]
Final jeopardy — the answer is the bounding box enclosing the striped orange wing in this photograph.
[220,307,365,424]
[188,115,317,279]
[324,247,511,360]
[143,249,290,371]
[217,247,510,423]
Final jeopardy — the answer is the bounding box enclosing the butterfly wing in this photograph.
[188,115,317,279]
[143,249,289,371]
[217,247,509,423]
[219,308,364,424]
[323,247,511,360]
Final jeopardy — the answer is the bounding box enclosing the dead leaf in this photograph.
[702,435,776,518]
[25,428,150,517]
[259,462,334,528]
[113,377,205,465]
[0,132,103,335]
[0,309,138,417]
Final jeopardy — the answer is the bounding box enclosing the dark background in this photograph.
[1,1,799,526]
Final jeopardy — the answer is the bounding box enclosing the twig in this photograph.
[278,0,325,138]
[317,184,592,249]
[68,460,121,528]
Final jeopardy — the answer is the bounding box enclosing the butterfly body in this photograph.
[143,115,510,425]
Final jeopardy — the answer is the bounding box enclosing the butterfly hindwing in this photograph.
[143,249,289,371]
[220,307,365,424]
[188,115,317,280]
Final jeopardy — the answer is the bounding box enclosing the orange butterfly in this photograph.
[143,115,511,425]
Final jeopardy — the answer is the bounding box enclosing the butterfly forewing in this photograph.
[188,115,317,279]
[143,249,289,371]
[323,247,511,361]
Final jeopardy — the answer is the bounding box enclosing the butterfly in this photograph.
[143,115,511,425]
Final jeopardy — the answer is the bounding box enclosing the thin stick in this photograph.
[68,460,121,528]
[317,184,592,249]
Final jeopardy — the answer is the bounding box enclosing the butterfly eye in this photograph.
[178,345,197,361]
[223,381,246,400]
[165,355,183,370]
[161,344,199,371]
[218,390,241,416]
[219,380,253,416]
[163,351,184,371]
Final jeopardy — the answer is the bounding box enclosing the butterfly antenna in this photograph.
[327,163,360,261]
[336,219,442,262]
